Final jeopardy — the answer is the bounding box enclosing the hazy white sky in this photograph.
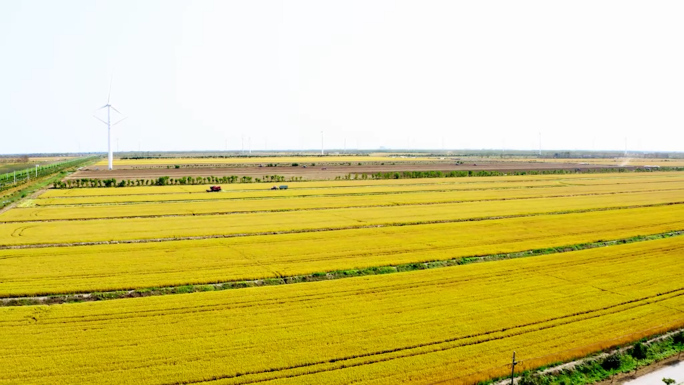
[1,1,683,154]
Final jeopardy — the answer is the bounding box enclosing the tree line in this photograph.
[52,166,684,189]
[53,174,302,189]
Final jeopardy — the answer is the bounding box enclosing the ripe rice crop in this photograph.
[1,203,682,296]
[1,193,683,247]
[1,237,683,384]
[5,183,682,222]
[31,178,684,207]
[31,180,581,205]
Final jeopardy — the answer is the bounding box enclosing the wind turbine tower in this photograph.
[93,81,126,170]
[538,132,542,156]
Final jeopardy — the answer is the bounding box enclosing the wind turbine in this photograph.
[93,80,126,170]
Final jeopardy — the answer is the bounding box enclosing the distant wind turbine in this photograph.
[93,78,126,170]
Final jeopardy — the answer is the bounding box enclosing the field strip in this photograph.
[33,179,684,206]
[6,187,684,223]
[3,187,684,247]
[2,230,681,303]
[41,172,684,198]
[0,204,681,296]
[1,201,682,249]
[150,292,684,385]
[2,237,683,384]
[27,180,684,209]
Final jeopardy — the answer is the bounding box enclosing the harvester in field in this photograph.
[206,185,222,192]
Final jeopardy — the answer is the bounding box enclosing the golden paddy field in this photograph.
[1,171,683,384]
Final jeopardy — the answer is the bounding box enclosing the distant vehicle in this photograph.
[271,185,278,190]
[302,165,307,168]
[206,185,222,192]
[279,185,288,190]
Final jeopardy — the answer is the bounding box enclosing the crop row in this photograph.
[5,183,683,222]
[1,203,683,296]
[2,192,684,247]
[1,237,683,384]
[30,179,583,205]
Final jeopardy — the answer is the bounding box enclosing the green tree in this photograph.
[631,342,648,360]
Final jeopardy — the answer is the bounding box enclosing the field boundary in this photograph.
[2,229,681,306]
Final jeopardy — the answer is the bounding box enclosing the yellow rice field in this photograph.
[4,185,682,222]
[0,203,682,297]
[1,192,682,247]
[2,171,684,384]
[31,178,684,207]
[30,180,578,205]
[1,237,683,385]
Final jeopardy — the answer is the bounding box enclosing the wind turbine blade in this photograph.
[110,106,122,114]
[112,116,128,126]
[93,115,108,125]
[99,104,108,109]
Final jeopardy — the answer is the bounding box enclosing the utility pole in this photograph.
[510,351,519,385]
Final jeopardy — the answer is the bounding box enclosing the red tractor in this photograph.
[206,185,222,192]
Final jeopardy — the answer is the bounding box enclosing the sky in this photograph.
[1,0,683,154]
